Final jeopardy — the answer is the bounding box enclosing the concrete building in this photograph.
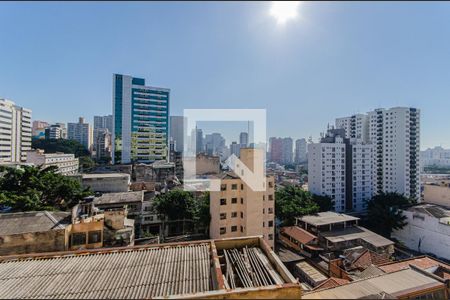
[295,138,307,164]
[269,137,293,165]
[93,115,113,149]
[0,236,301,299]
[95,128,112,161]
[74,173,130,193]
[336,107,420,200]
[26,149,79,175]
[68,117,93,151]
[421,146,450,168]
[240,131,249,147]
[392,204,450,259]
[45,123,67,140]
[209,148,276,248]
[230,141,241,157]
[169,115,186,153]
[32,120,48,139]
[0,98,32,163]
[112,74,170,164]
[195,127,204,154]
[308,128,374,213]
[204,132,226,156]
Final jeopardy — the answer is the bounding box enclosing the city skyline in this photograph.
[2,2,450,149]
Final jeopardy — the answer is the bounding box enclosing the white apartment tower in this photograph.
[336,107,420,200]
[0,99,32,163]
[308,128,373,213]
[68,117,93,151]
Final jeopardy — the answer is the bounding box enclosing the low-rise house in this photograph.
[279,226,323,258]
[392,204,450,259]
[0,236,302,299]
[25,149,79,175]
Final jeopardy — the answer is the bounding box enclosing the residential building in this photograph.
[0,98,32,163]
[45,123,67,140]
[195,127,203,154]
[209,148,276,248]
[204,132,225,156]
[68,117,93,151]
[392,204,450,259]
[308,128,374,213]
[32,120,48,139]
[239,131,249,147]
[230,141,241,157]
[336,107,420,200]
[295,138,307,164]
[421,146,450,168]
[0,236,301,299]
[282,137,294,164]
[93,115,113,133]
[269,137,293,164]
[112,74,170,164]
[95,128,112,161]
[26,149,79,175]
[169,115,186,153]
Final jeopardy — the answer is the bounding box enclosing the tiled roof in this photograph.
[281,226,317,245]
[379,256,450,274]
[313,277,350,291]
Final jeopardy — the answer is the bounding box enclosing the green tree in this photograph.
[0,165,92,211]
[32,139,90,157]
[312,194,334,212]
[275,186,319,226]
[366,192,416,238]
[79,156,96,172]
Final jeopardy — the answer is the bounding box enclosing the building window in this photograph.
[231,184,238,190]
[268,234,274,240]
[231,197,237,204]
[221,184,227,191]
[240,226,244,232]
[220,227,226,235]
[241,212,244,218]
[220,213,227,220]
[241,198,244,204]
[268,181,274,188]
[268,194,273,201]
[268,207,274,214]
[241,184,244,190]
[220,198,226,205]
[268,220,274,227]
[71,232,86,246]
[231,226,237,232]
[231,212,237,218]
[88,231,102,244]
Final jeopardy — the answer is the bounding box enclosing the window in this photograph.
[231,226,237,232]
[241,212,244,218]
[241,198,244,204]
[231,212,237,218]
[268,181,274,188]
[221,184,227,191]
[144,216,154,221]
[268,194,273,201]
[268,234,274,240]
[88,231,102,244]
[231,197,237,204]
[231,184,238,190]
[71,232,86,246]
[268,207,274,214]
[220,198,226,205]
[220,213,227,220]
[268,220,274,227]
[240,226,244,232]
[220,227,226,235]
[241,184,244,190]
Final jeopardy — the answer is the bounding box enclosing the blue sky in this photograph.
[1,2,450,149]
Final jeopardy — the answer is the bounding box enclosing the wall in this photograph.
[0,229,67,256]
[81,174,130,193]
[424,184,450,207]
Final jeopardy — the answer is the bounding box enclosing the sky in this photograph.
[1,1,450,149]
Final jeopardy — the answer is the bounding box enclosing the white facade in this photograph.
[421,146,450,168]
[26,150,79,175]
[351,142,374,212]
[392,205,450,259]
[336,107,420,200]
[0,99,32,163]
[68,117,93,151]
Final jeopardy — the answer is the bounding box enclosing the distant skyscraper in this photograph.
[0,99,32,163]
[169,116,186,153]
[269,137,293,164]
[336,107,421,200]
[112,74,170,164]
[281,137,293,164]
[195,128,204,154]
[205,133,226,156]
[95,128,112,161]
[68,117,93,151]
[294,138,307,164]
[94,115,113,133]
[230,141,241,157]
[239,132,249,147]
[32,120,49,139]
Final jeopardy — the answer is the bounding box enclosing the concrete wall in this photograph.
[424,184,450,207]
[0,229,67,256]
[392,210,450,259]
[81,174,130,193]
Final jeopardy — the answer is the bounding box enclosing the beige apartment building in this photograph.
[210,148,275,248]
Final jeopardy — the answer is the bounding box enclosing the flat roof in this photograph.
[94,191,144,205]
[82,173,130,179]
[320,226,394,248]
[295,261,328,284]
[297,212,360,227]
[0,211,71,235]
[379,256,450,274]
[303,268,444,299]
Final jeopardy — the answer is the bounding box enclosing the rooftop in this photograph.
[81,173,130,179]
[295,260,328,284]
[281,226,317,245]
[408,204,450,219]
[0,211,71,235]
[320,226,394,248]
[94,191,144,205]
[379,256,450,274]
[297,212,360,227]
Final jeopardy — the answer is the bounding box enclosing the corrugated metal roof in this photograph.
[321,226,394,248]
[297,212,360,226]
[0,243,211,299]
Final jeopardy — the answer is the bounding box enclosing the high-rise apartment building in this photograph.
[195,128,203,154]
[169,116,186,153]
[45,123,67,140]
[209,148,275,248]
[230,141,241,157]
[308,128,374,213]
[336,107,420,200]
[32,120,49,139]
[0,99,32,163]
[112,74,170,164]
[93,115,113,144]
[269,137,293,164]
[294,138,307,164]
[239,132,249,147]
[204,133,225,156]
[68,117,93,151]
[95,128,112,161]
[421,146,450,168]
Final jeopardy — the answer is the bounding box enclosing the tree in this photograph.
[275,186,319,226]
[312,194,334,212]
[0,165,92,212]
[79,156,96,172]
[366,192,416,238]
[32,139,90,157]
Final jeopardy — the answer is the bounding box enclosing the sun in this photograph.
[269,1,301,25]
